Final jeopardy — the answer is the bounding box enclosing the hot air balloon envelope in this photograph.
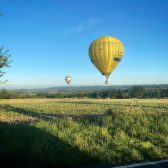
[65,76,72,85]
[88,36,124,84]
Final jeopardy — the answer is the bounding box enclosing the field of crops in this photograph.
[0,98,168,167]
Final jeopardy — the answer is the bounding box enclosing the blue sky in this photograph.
[0,0,168,88]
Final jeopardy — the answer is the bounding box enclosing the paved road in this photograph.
[114,160,168,168]
[83,160,168,168]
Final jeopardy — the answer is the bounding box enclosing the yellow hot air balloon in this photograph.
[89,36,124,84]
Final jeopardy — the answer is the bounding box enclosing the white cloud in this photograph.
[62,18,100,34]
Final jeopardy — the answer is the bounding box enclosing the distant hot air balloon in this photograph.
[88,36,124,84]
[65,76,72,85]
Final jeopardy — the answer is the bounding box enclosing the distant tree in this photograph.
[108,89,123,98]
[130,86,145,98]
[0,89,20,99]
[90,92,98,98]
[154,87,161,98]
[101,91,109,98]
[76,92,84,98]
[0,47,11,83]
[122,90,130,99]
[161,89,168,98]
[0,89,8,98]
[116,90,123,98]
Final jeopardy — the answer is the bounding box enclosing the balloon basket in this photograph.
[105,79,108,85]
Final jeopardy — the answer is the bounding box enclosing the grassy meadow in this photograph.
[0,98,168,167]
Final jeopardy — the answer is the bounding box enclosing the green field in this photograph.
[0,99,168,167]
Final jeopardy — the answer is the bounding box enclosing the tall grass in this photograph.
[0,98,168,167]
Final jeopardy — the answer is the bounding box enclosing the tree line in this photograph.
[0,86,168,99]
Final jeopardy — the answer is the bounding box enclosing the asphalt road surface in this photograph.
[114,160,168,168]
[83,160,168,168]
